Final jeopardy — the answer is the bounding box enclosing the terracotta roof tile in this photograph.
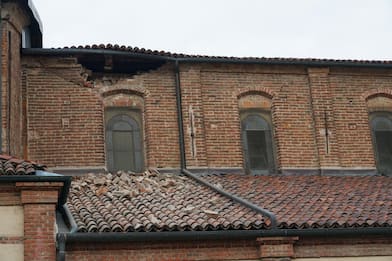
[0,154,45,175]
[67,170,266,232]
[56,44,392,65]
[201,174,392,229]
[67,171,392,233]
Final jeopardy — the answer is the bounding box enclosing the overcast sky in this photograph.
[33,0,392,60]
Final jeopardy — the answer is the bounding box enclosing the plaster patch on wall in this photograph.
[0,244,24,261]
[0,206,24,236]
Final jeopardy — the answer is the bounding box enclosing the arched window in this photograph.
[106,111,143,172]
[241,113,275,174]
[370,113,392,175]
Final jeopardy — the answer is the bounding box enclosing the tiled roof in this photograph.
[67,171,392,233]
[0,154,45,175]
[55,44,392,65]
[202,174,392,229]
[67,170,266,232]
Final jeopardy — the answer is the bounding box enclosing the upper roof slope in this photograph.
[23,44,392,67]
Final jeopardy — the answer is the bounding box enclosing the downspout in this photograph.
[56,233,66,261]
[174,60,186,170]
[173,60,278,228]
[0,0,3,153]
[62,204,78,233]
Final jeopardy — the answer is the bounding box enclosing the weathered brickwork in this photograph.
[329,68,392,169]
[1,2,31,158]
[64,236,392,261]
[17,181,63,261]
[23,59,181,169]
[21,56,392,172]
[23,57,105,168]
[66,239,260,261]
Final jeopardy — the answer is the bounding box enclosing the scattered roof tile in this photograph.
[67,171,392,233]
[0,154,46,175]
[67,170,266,232]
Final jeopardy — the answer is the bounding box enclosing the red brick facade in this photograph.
[1,1,392,261]
[64,236,392,261]
[19,59,392,174]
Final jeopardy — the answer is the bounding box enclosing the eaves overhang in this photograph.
[22,47,392,69]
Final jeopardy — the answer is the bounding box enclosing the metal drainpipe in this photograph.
[56,233,66,261]
[173,60,278,228]
[0,0,3,153]
[62,204,78,233]
[174,60,186,170]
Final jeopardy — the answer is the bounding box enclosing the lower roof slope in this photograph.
[67,170,392,233]
[202,174,392,229]
[67,170,266,232]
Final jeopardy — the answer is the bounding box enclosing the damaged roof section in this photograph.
[66,170,392,234]
[0,154,46,175]
[67,169,267,233]
[23,44,392,67]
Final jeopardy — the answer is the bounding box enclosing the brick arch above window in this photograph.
[362,88,392,101]
[238,92,272,110]
[366,94,392,113]
[237,87,275,100]
[102,88,145,98]
[103,93,144,109]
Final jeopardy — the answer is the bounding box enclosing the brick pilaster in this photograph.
[17,182,63,261]
[308,68,340,170]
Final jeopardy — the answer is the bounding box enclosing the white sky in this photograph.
[33,0,392,60]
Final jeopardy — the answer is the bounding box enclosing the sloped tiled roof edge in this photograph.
[66,170,392,234]
[202,174,392,230]
[0,154,46,175]
[0,154,71,206]
[67,170,268,233]
[23,45,392,68]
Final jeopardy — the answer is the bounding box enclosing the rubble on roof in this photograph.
[67,169,266,233]
[71,169,190,199]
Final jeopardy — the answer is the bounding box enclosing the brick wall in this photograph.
[22,55,392,173]
[0,181,62,261]
[17,181,63,261]
[1,2,31,157]
[23,57,105,168]
[64,236,392,261]
[66,239,260,261]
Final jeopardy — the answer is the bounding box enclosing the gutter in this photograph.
[59,227,392,243]
[61,204,78,233]
[22,48,392,69]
